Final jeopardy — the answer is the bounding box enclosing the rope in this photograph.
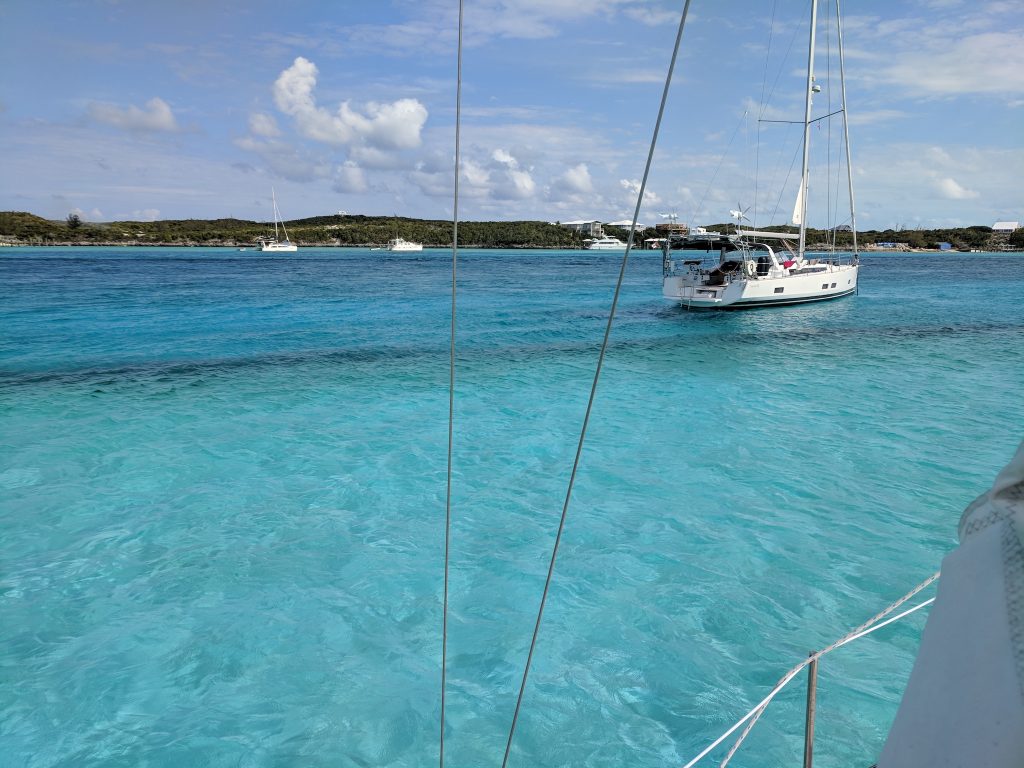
[440,2,464,767]
[686,110,747,231]
[678,571,940,768]
[716,595,936,767]
[499,2,695,765]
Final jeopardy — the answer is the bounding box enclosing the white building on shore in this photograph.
[558,220,604,237]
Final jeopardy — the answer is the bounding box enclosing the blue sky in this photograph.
[0,0,1021,229]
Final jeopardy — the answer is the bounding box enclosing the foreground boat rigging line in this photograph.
[439,2,942,767]
[683,572,939,768]
[439,1,463,766]
[497,4,693,767]
[662,0,858,309]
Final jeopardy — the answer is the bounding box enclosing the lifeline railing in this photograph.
[682,571,940,768]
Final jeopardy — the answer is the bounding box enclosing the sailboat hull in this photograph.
[664,264,858,309]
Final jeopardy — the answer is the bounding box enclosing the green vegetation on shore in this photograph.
[0,211,584,248]
[1,210,1021,250]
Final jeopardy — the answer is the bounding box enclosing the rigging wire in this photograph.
[825,0,834,250]
[753,0,779,228]
[679,571,941,768]
[768,137,803,225]
[686,109,747,232]
[499,2,695,765]
[759,0,812,118]
[440,2,463,767]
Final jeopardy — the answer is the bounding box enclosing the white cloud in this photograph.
[848,17,1024,98]
[333,161,368,193]
[273,57,428,150]
[498,168,537,199]
[462,159,490,186]
[595,68,665,85]
[847,109,909,126]
[936,177,979,200]
[489,149,536,199]
[132,208,161,221]
[836,142,1022,227]
[234,136,332,183]
[620,178,660,205]
[70,206,104,220]
[492,148,517,166]
[622,6,680,27]
[333,0,679,53]
[558,163,593,194]
[619,178,641,195]
[408,148,538,202]
[884,32,1024,96]
[249,112,281,138]
[348,145,416,170]
[87,97,179,133]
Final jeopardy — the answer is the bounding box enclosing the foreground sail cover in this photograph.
[880,439,1024,767]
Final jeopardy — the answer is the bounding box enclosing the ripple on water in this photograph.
[1,248,1023,767]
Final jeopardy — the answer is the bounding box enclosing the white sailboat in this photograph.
[259,188,297,252]
[662,0,859,309]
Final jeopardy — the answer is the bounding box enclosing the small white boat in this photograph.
[584,235,627,250]
[260,188,297,253]
[387,238,423,252]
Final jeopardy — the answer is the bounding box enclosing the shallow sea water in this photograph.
[1,246,1022,767]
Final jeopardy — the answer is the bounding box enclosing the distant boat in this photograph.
[584,235,627,250]
[260,189,297,252]
[387,238,423,252]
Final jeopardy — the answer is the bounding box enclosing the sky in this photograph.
[0,0,1021,230]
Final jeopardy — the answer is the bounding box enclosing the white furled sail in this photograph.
[791,182,805,227]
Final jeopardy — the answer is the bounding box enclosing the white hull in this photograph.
[387,238,423,252]
[664,263,858,309]
[260,241,297,252]
[263,189,297,252]
[584,236,627,250]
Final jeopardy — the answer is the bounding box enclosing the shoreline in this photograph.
[2,242,1020,253]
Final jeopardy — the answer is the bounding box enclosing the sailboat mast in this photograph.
[835,0,858,256]
[272,188,280,241]
[797,0,819,257]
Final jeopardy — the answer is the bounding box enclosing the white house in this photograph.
[559,220,604,237]
[993,221,1019,232]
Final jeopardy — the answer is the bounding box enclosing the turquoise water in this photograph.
[2,246,1022,767]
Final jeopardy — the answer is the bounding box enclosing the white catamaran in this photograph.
[662,0,859,309]
[259,189,297,253]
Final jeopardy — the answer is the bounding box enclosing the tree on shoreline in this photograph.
[0,210,1020,250]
